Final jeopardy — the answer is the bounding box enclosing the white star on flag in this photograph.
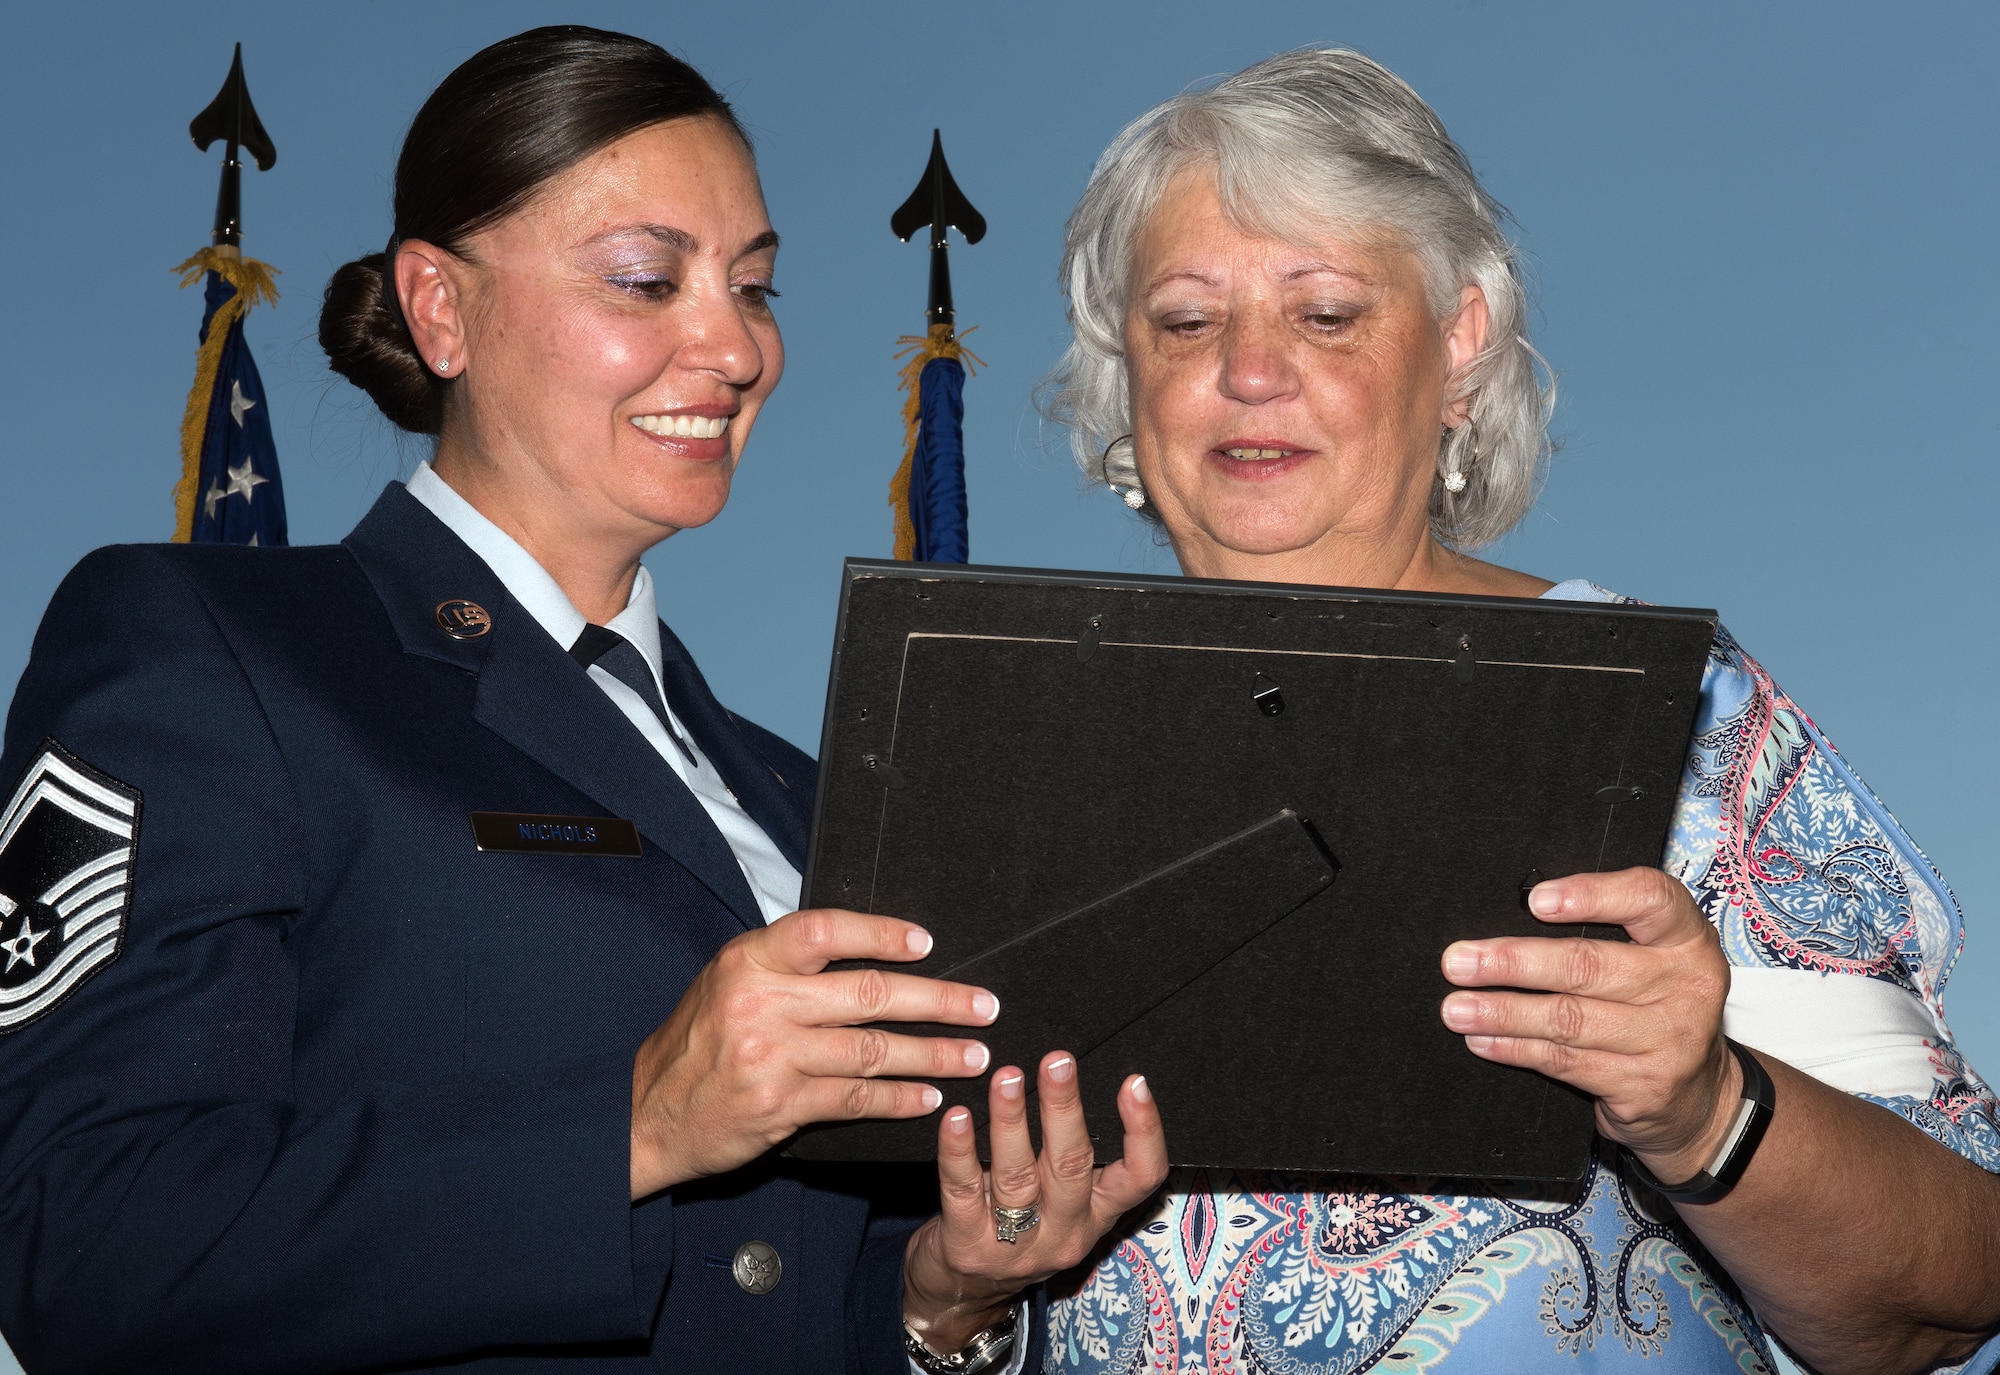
[225,459,269,504]
[229,379,257,428]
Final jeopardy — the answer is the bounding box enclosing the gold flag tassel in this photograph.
[887,323,982,560]
[170,247,281,541]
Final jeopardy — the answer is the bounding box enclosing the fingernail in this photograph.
[907,927,934,956]
[1047,1055,1075,1083]
[1465,1034,1496,1054]
[921,1085,942,1111]
[997,1070,1024,1099]
[1130,1075,1151,1103]
[1441,944,1478,981]
[947,1107,971,1132]
[1528,884,1562,917]
[964,1042,990,1072]
[1441,994,1478,1031]
[972,991,1000,1023]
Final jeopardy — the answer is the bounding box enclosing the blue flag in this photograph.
[173,251,286,545]
[890,326,978,562]
[907,356,968,562]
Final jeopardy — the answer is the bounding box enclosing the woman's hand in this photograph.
[628,908,998,1199]
[1439,866,1742,1186]
[902,1052,1169,1356]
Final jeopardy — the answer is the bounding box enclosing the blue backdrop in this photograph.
[0,7,1992,1370]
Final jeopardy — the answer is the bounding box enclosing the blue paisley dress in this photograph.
[1043,581,2000,1375]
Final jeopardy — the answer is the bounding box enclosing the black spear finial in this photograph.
[189,44,277,249]
[890,130,985,328]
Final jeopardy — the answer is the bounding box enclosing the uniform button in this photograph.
[731,1239,781,1295]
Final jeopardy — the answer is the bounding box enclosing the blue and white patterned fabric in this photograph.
[1043,581,2000,1374]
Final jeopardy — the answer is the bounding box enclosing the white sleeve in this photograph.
[1723,965,1941,1097]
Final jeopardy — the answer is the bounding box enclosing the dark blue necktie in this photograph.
[570,624,699,767]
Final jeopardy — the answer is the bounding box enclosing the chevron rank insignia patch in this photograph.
[0,741,141,1031]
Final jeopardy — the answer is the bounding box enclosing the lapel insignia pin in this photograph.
[0,740,142,1032]
[435,600,492,639]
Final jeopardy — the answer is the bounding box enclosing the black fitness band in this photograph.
[1627,1038,1775,1206]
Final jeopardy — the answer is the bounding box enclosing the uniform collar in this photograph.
[405,461,666,690]
[342,481,767,928]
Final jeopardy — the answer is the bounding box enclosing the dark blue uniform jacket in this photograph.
[0,485,923,1373]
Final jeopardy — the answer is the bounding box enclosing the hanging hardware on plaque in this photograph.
[1595,784,1643,804]
[1077,615,1103,664]
[1452,633,1476,684]
[1252,673,1285,717]
[863,754,907,789]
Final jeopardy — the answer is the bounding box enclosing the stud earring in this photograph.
[436,358,451,374]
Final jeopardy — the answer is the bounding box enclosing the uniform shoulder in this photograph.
[24,542,366,712]
[5,546,345,811]
[60,540,354,593]
[52,541,359,620]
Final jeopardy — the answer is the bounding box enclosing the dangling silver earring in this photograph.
[1442,419,1479,494]
[1102,434,1146,509]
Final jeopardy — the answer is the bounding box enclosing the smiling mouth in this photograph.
[631,414,731,440]
[1221,447,1296,461]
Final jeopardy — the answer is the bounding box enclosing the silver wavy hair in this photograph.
[1041,48,1554,549]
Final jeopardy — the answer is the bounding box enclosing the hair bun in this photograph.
[319,252,444,434]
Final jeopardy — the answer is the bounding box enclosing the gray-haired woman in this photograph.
[1038,49,2000,1375]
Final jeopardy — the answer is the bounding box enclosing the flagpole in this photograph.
[173,45,286,546]
[887,131,985,563]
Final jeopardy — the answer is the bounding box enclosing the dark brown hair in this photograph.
[319,26,747,433]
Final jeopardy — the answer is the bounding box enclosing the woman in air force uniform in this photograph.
[0,27,1163,1374]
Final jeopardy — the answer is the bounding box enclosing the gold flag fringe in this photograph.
[887,324,982,560]
[170,248,281,541]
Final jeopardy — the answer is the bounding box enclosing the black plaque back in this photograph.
[792,561,1714,1184]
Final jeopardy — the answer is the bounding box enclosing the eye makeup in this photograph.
[605,271,676,300]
